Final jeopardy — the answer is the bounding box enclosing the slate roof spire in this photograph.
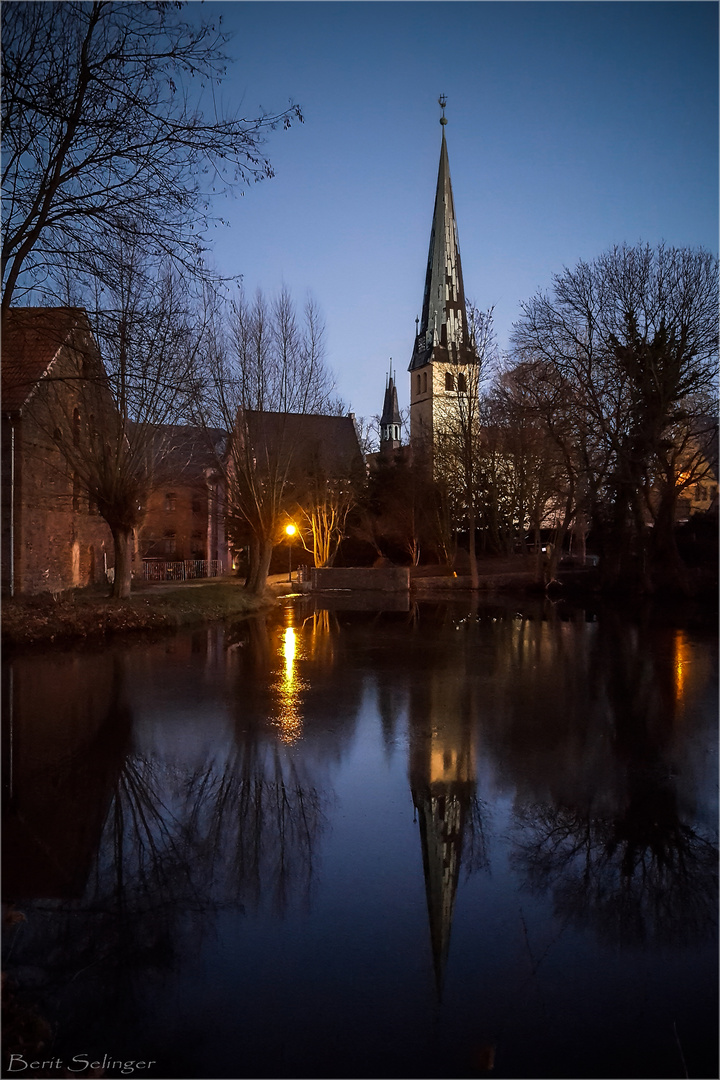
[409,97,473,371]
[380,361,402,450]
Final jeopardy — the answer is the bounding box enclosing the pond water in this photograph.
[2,596,718,1080]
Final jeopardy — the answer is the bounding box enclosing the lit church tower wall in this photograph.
[408,96,477,458]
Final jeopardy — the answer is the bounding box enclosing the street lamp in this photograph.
[285,523,296,582]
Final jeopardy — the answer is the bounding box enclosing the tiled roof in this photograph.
[137,423,228,481]
[2,307,89,413]
[244,411,363,475]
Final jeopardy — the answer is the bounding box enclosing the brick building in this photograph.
[137,425,230,576]
[2,308,115,595]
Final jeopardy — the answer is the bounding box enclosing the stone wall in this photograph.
[311,566,410,592]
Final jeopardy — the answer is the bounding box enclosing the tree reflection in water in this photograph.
[3,628,331,1060]
[510,608,718,947]
[184,745,326,916]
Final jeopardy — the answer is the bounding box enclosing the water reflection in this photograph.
[408,691,487,997]
[509,609,718,947]
[2,599,717,1079]
[276,625,303,743]
[2,652,132,899]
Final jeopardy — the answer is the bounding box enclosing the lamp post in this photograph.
[285,523,296,582]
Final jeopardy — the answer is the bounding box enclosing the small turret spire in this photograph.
[380,358,402,451]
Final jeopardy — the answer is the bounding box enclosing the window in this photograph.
[73,408,81,447]
[423,371,428,393]
[457,373,467,393]
[165,492,176,512]
[445,371,455,391]
[416,374,421,396]
[164,531,176,556]
[192,496,203,515]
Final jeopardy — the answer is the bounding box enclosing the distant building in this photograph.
[408,97,477,457]
[2,308,114,595]
[136,424,230,575]
[240,410,364,481]
[379,364,402,452]
[673,416,719,520]
[228,409,365,567]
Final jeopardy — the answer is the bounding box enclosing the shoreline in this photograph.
[3,563,716,648]
[1,578,277,648]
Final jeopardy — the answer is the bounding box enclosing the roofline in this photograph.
[2,307,96,415]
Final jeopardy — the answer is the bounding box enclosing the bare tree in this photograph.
[489,360,608,574]
[1,1,302,310]
[295,470,359,569]
[362,452,446,566]
[512,243,719,592]
[205,287,343,593]
[431,305,497,586]
[19,244,209,598]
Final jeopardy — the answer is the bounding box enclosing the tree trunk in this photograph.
[110,525,133,599]
[245,535,274,595]
[650,489,689,595]
[468,499,479,589]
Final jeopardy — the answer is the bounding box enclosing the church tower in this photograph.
[379,362,402,452]
[408,97,476,454]
[408,677,478,999]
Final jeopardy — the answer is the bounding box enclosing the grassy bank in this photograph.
[2,579,275,647]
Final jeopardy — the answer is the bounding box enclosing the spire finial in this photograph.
[439,94,448,126]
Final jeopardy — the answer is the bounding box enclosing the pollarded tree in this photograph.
[512,243,718,592]
[1,0,302,310]
[15,238,211,598]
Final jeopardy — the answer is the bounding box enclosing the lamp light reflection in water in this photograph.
[274,624,303,744]
[674,630,691,705]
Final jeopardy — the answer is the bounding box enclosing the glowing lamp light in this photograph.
[285,523,297,582]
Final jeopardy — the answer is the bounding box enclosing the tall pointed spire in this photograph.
[409,691,477,1001]
[409,97,473,372]
[380,360,402,451]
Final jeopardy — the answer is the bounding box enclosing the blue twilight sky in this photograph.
[195,1,718,424]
